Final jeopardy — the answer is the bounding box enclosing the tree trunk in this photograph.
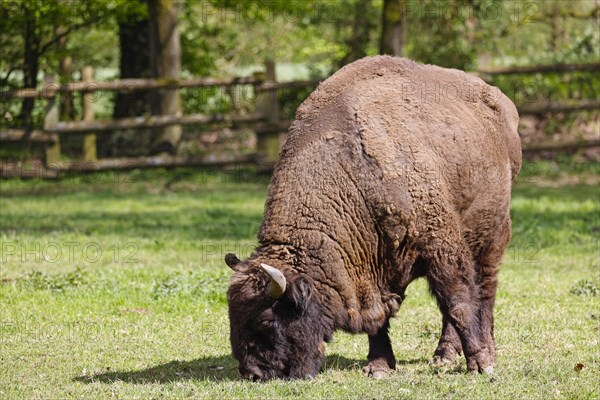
[113,10,152,118]
[380,0,407,56]
[149,0,182,155]
[550,3,563,52]
[107,1,152,157]
[340,1,376,66]
[19,6,39,127]
[56,25,75,121]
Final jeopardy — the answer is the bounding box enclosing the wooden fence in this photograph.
[1,61,599,178]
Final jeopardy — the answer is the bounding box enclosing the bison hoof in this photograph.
[430,355,457,368]
[363,359,394,379]
[480,365,494,375]
[431,345,459,368]
[372,370,389,379]
[362,366,391,379]
[466,347,495,374]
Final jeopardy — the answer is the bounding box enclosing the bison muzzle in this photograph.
[225,56,522,380]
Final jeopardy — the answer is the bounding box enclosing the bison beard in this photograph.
[225,56,521,380]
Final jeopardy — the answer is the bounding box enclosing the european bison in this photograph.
[225,56,521,380]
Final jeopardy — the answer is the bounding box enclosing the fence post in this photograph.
[255,59,280,170]
[81,66,97,162]
[43,74,61,165]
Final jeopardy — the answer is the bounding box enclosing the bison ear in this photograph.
[286,277,314,315]
[224,253,242,271]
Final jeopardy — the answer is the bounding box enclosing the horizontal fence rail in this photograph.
[47,113,265,133]
[517,99,600,115]
[476,62,600,76]
[50,153,257,171]
[521,139,600,153]
[0,129,58,143]
[0,78,323,100]
[3,62,599,99]
[1,61,599,179]
[3,138,598,179]
[1,76,263,99]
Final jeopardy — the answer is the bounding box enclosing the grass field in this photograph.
[1,162,598,399]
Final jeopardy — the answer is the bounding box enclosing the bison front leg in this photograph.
[363,320,396,379]
[425,245,494,374]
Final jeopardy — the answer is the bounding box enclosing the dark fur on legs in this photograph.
[363,320,396,378]
[425,243,493,373]
[432,317,463,366]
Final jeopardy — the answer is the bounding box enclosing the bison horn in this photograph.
[259,263,287,299]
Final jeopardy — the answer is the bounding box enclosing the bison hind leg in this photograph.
[362,320,395,379]
[431,316,463,367]
[424,242,494,374]
[475,216,512,367]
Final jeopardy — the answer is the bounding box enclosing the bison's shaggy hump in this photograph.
[227,56,521,380]
[290,55,520,177]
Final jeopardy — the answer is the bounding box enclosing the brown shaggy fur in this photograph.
[226,56,521,380]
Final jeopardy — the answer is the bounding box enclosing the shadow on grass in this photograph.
[75,355,240,383]
[1,207,263,241]
[323,354,426,371]
[75,353,427,384]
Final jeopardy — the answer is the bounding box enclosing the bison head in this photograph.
[225,253,328,380]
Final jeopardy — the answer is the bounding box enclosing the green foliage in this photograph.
[66,27,120,72]
[491,0,599,65]
[278,86,315,120]
[0,0,145,129]
[489,71,600,106]
[181,87,234,115]
[179,1,232,76]
[2,0,598,86]
[404,0,481,69]
[0,0,145,79]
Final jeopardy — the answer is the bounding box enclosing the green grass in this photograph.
[1,164,599,399]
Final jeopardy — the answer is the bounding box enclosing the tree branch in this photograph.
[37,17,103,57]
[0,66,22,86]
